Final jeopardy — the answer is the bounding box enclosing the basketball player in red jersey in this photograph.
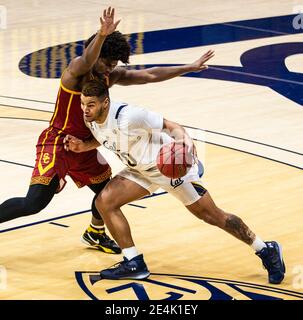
[0,7,214,254]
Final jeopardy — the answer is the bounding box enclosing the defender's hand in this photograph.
[63,134,86,153]
[190,50,215,72]
[99,7,121,36]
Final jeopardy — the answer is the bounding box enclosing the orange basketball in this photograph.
[156,142,193,179]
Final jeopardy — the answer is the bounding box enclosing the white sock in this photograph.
[251,236,267,252]
[122,247,139,260]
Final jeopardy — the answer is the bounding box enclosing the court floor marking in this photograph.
[0,95,53,104]
[1,111,302,158]
[1,103,302,157]
[209,66,303,86]
[1,114,303,171]
[0,133,302,234]
[222,23,289,36]
[0,197,159,234]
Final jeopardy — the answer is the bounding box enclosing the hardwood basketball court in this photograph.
[0,0,302,300]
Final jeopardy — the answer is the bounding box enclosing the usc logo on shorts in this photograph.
[42,153,51,164]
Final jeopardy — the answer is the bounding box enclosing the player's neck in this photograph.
[95,108,110,124]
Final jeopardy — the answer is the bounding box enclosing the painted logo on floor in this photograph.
[75,272,303,300]
[19,14,303,106]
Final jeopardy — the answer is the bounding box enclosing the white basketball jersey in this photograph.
[85,101,173,170]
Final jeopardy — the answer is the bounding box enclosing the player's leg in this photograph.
[80,178,121,254]
[0,130,65,223]
[0,175,59,223]
[185,186,285,284]
[95,174,151,279]
[96,175,149,249]
[68,149,120,253]
[87,179,109,226]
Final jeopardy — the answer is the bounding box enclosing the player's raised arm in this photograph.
[62,7,120,86]
[112,50,215,85]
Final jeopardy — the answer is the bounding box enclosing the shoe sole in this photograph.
[100,271,151,280]
[81,236,121,254]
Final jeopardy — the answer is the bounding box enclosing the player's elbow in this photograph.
[136,71,157,84]
[145,73,158,83]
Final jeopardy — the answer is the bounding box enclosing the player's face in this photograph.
[81,95,109,122]
[94,58,118,76]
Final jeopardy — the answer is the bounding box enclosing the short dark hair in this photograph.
[82,79,109,99]
[85,31,130,64]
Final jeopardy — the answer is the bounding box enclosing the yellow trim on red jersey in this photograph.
[38,94,74,176]
[38,127,54,175]
[60,68,82,95]
[50,87,61,126]
[60,81,81,95]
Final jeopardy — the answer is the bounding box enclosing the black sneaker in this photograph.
[256,241,285,284]
[81,227,121,254]
[100,254,150,280]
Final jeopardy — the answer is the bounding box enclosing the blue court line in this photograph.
[1,115,302,158]
[0,117,49,122]
[192,138,303,171]
[208,66,303,86]
[140,191,168,200]
[0,209,91,233]
[49,222,69,228]
[0,94,54,104]
[184,124,303,157]
[222,23,289,36]
[0,199,163,233]
[0,103,53,113]
[127,203,146,209]
[1,137,301,234]
[0,159,34,169]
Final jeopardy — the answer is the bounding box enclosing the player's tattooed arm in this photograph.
[224,214,256,245]
[63,134,101,153]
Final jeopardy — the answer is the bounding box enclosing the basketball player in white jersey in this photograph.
[63,79,285,284]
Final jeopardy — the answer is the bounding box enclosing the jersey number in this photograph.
[117,152,137,167]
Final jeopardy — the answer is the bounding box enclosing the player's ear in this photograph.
[104,97,110,108]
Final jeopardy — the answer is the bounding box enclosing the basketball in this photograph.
[156,142,193,179]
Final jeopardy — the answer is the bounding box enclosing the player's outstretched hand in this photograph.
[190,50,215,72]
[100,7,121,36]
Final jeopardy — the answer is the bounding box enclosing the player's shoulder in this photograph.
[110,102,145,129]
[120,104,146,121]
[108,66,127,86]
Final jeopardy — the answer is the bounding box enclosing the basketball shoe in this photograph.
[100,254,150,280]
[256,241,285,284]
[81,225,121,254]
